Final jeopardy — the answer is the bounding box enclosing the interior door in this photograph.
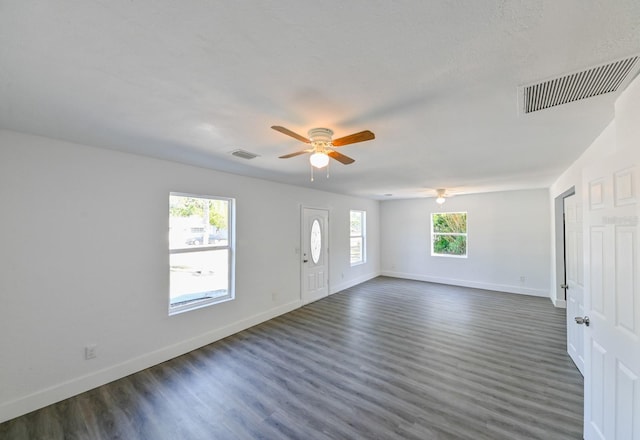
[301,208,329,304]
[565,194,585,375]
[582,152,640,439]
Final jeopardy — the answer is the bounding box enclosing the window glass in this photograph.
[169,193,234,314]
[310,219,322,264]
[350,210,366,265]
[431,212,467,257]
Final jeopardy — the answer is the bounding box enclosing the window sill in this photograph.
[431,253,468,259]
[169,294,234,316]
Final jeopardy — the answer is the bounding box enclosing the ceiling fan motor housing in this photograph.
[308,128,334,146]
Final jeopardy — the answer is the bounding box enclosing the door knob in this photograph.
[575,316,590,326]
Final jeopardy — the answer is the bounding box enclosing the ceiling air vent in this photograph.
[231,149,259,160]
[522,56,639,114]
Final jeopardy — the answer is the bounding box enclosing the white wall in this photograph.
[0,130,380,423]
[548,72,640,305]
[380,190,551,297]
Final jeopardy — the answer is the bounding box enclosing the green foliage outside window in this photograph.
[432,212,467,256]
[433,234,467,255]
[170,196,228,231]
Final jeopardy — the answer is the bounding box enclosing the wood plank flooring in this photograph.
[0,277,583,439]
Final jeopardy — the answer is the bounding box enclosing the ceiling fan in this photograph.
[271,126,375,169]
[426,188,470,204]
[435,189,448,204]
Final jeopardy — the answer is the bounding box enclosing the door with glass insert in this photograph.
[302,208,329,304]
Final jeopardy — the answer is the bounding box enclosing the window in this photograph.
[431,212,467,257]
[169,193,234,314]
[350,210,366,265]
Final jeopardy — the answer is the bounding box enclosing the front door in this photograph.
[582,151,639,439]
[301,208,329,304]
[565,194,585,375]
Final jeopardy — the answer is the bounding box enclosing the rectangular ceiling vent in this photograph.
[522,56,639,114]
[231,149,259,160]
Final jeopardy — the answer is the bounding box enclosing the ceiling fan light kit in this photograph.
[307,128,333,169]
[309,151,330,168]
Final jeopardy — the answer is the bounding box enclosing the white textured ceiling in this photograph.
[1,1,639,199]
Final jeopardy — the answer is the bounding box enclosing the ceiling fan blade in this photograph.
[327,150,355,165]
[279,150,310,159]
[331,130,375,147]
[271,126,310,144]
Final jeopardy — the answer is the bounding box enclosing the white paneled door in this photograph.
[565,194,585,375]
[582,151,640,440]
[301,208,329,304]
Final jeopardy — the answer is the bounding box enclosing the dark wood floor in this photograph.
[1,277,583,439]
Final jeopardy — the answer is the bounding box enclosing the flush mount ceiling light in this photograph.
[436,189,447,204]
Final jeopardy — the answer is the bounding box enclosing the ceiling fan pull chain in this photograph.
[310,162,314,182]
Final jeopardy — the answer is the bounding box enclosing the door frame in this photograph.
[300,205,330,303]
[554,186,576,307]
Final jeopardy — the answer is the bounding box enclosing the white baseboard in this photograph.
[380,271,549,298]
[552,298,567,308]
[0,299,302,424]
[330,271,380,295]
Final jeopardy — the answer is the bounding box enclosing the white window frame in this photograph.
[169,192,235,315]
[350,210,366,266]
[431,211,468,258]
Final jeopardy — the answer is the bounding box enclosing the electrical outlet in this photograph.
[520,276,526,283]
[85,344,97,360]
